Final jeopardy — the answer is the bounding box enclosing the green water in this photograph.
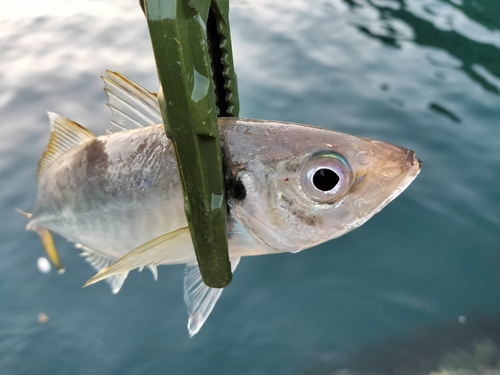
[1,0,499,374]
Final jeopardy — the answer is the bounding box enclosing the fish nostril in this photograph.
[407,150,415,163]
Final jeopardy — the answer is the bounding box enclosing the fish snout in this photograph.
[406,149,422,174]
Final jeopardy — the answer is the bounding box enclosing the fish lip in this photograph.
[397,149,422,194]
[416,156,423,171]
[362,149,421,218]
[407,150,422,171]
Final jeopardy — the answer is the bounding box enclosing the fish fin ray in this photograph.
[102,70,162,131]
[77,244,128,294]
[38,112,95,179]
[15,208,32,219]
[109,121,128,131]
[148,264,158,281]
[84,227,193,287]
[183,257,240,337]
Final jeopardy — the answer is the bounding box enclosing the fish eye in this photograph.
[313,168,340,191]
[300,151,352,203]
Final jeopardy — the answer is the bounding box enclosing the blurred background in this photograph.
[1,0,499,374]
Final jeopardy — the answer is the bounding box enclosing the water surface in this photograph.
[1,0,499,374]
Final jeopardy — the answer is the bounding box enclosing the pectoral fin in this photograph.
[184,257,240,337]
[84,227,193,288]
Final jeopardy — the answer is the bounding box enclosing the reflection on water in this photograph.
[1,0,500,374]
[299,312,500,375]
[354,0,500,96]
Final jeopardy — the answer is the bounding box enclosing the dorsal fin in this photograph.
[102,70,162,131]
[38,112,95,179]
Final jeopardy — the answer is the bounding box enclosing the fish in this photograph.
[22,70,421,336]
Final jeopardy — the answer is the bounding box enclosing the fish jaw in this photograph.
[221,118,421,253]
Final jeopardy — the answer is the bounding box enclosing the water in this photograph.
[1,0,499,374]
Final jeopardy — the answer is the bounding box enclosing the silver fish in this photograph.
[23,71,421,336]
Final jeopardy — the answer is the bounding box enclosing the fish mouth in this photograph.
[385,150,421,204]
[405,150,422,183]
[357,149,421,219]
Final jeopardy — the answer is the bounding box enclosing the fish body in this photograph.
[25,71,421,335]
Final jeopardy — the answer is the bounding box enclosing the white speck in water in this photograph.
[37,257,51,274]
[38,312,49,324]
[458,315,466,324]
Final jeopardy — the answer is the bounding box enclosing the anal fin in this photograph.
[77,244,128,294]
[184,257,241,337]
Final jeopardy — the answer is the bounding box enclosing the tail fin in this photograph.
[16,208,65,273]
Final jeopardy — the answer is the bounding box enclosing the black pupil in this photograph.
[313,168,340,191]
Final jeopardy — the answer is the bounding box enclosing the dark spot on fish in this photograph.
[285,178,289,182]
[64,138,110,209]
[136,142,146,154]
[82,139,111,203]
[222,149,247,209]
[228,178,246,201]
[85,139,109,180]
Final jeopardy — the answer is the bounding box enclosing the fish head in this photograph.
[223,119,421,253]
